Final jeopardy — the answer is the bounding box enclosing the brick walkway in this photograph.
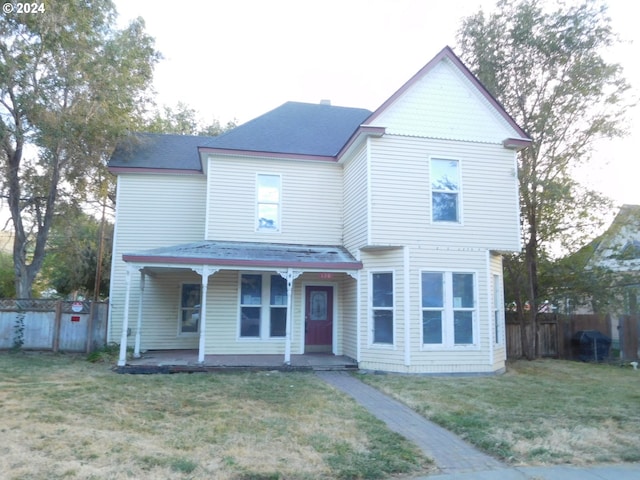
[315,371,505,476]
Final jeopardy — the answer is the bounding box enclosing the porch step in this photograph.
[114,363,358,375]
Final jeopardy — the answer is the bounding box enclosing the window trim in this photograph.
[238,272,288,341]
[256,173,282,233]
[178,282,201,336]
[370,270,395,347]
[429,157,463,224]
[420,270,479,349]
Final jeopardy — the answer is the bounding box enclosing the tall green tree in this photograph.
[0,0,159,298]
[146,102,237,136]
[457,0,631,358]
[41,205,113,299]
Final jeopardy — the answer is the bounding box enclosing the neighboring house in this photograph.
[586,205,640,319]
[107,46,531,374]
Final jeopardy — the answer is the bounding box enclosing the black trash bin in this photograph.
[572,330,611,362]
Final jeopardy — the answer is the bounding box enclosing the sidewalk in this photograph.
[315,371,640,480]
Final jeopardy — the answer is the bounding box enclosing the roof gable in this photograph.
[591,205,640,271]
[365,46,530,146]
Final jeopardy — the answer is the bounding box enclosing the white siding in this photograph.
[368,58,517,143]
[206,155,343,245]
[343,145,368,252]
[368,136,520,252]
[108,173,207,344]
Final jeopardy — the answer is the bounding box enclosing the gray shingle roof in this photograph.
[108,102,372,171]
[123,240,363,270]
[109,133,210,171]
[201,101,372,157]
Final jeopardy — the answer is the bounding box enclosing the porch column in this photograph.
[118,265,133,367]
[280,268,302,365]
[192,266,219,364]
[133,271,145,358]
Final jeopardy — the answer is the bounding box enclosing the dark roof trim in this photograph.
[364,46,531,142]
[109,167,203,175]
[502,138,532,150]
[336,125,386,161]
[123,254,363,270]
[198,147,337,163]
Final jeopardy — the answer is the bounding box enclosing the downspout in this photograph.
[487,250,494,367]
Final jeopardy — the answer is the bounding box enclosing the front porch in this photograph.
[116,349,358,374]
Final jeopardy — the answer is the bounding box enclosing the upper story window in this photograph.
[431,159,460,222]
[257,174,281,232]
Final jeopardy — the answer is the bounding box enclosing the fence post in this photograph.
[86,301,95,354]
[52,301,62,352]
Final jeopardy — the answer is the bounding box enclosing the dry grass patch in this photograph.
[0,352,431,479]
[358,359,640,466]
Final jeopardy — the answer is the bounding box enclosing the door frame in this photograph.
[300,281,338,354]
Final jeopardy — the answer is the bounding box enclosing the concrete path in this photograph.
[315,371,640,480]
[315,371,503,475]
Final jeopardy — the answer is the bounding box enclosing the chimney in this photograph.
[320,99,331,106]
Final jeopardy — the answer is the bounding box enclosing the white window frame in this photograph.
[420,270,478,349]
[178,282,200,336]
[256,173,281,232]
[238,272,287,340]
[493,274,505,345]
[370,271,395,347]
[430,157,462,224]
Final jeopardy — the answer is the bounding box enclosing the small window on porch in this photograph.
[180,284,200,334]
[239,273,288,339]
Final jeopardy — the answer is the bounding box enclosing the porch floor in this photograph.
[116,350,358,374]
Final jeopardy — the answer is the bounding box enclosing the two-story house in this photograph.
[107,46,530,373]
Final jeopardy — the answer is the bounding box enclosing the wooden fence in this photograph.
[0,299,108,353]
[505,313,636,361]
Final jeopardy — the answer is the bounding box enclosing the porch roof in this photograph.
[123,240,363,270]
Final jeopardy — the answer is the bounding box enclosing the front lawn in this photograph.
[358,359,640,466]
[0,352,431,480]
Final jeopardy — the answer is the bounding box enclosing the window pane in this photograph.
[372,273,393,307]
[454,311,473,344]
[422,311,442,344]
[373,310,393,344]
[270,275,287,305]
[241,307,261,337]
[181,284,200,333]
[258,175,280,202]
[422,272,443,307]
[432,192,458,221]
[270,307,287,337]
[452,273,474,308]
[431,159,458,191]
[241,274,262,305]
[258,204,279,230]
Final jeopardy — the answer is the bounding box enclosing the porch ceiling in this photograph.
[123,240,363,271]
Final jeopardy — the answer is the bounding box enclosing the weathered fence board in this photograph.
[0,300,108,352]
[619,315,639,361]
[506,313,617,361]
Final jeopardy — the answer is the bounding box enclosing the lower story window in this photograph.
[372,272,394,344]
[422,271,476,347]
[240,273,287,338]
[180,283,200,334]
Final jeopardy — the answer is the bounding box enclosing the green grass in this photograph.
[0,351,431,479]
[358,359,640,465]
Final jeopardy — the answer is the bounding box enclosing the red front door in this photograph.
[305,286,333,352]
